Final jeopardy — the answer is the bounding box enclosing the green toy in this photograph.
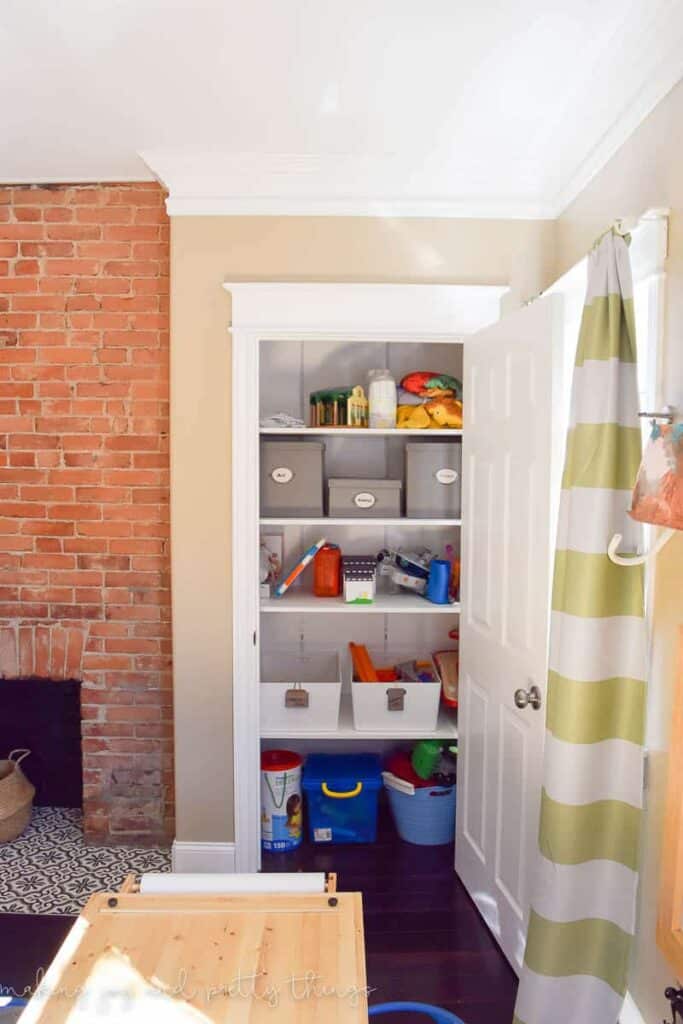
[411,740,458,781]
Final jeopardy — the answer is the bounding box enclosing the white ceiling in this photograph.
[2,0,683,217]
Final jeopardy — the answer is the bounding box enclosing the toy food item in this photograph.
[400,372,463,400]
[397,404,432,430]
[424,397,463,428]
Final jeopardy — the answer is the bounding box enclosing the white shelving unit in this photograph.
[257,332,463,744]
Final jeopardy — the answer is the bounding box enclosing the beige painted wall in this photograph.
[551,77,683,1024]
[169,215,554,845]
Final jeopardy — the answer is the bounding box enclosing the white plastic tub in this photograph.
[260,652,342,733]
[348,648,441,733]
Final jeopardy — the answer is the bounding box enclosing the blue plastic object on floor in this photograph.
[386,782,456,845]
[303,753,382,844]
[0,997,28,1022]
[369,1001,465,1022]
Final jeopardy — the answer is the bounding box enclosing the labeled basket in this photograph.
[0,750,35,843]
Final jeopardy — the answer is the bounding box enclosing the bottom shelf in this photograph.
[260,694,458,741]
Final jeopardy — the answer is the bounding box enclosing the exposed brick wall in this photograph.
[0,183,173,841]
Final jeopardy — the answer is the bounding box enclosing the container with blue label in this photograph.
[302,753,383,844]
[261,749,303,852]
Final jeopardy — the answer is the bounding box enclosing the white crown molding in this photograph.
[164,194,554,219]
[549,1,683,216]
[141,0,683,222]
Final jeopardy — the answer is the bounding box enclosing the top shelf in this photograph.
[259,427,463,437]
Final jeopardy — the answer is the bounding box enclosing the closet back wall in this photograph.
[169,214,555,847]
[0,182,172,840]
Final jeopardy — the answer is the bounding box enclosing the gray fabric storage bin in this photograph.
[329,478,402,518]
[406,442,462,518]
[260,441,324,517]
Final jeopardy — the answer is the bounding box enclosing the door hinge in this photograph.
[253,630,257,647]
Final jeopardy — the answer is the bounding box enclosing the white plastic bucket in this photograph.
[261,750,303,852]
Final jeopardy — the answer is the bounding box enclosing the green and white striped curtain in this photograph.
[513,230,647,1024]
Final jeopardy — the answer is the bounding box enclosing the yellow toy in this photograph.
[424,396,463,428]
[396,397,463,429]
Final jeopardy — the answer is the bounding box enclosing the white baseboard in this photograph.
[171,840,236,873]
[621,992,646,1024]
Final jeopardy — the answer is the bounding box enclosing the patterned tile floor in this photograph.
[0,807,170,915]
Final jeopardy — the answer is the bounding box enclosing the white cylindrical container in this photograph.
[368,369,397,429]
[261,750,303,852]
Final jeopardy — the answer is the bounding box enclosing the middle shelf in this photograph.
[261,517,461,527]
[261,592,460,615]
[260,694,459,740]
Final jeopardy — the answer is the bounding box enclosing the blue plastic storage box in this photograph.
[303,753,383,844]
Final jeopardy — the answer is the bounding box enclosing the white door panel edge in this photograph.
[455,295,563,972]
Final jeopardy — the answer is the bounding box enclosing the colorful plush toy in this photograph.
[400,372,463,400]
[424,397,463,428]
[396,397,463,429]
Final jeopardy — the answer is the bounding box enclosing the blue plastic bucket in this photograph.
[386,782,456,846]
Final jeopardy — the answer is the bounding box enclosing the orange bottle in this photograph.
[314,544,342,597]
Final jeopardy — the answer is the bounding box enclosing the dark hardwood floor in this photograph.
[1,805,518,1023]
[263,803,518,1023]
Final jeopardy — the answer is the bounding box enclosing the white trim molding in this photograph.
[171,840,236,873]
[164,194,554,220]
[226,281,505,874]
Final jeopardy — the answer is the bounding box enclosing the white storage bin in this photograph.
[348,649,441,733]
[260,652,342,733]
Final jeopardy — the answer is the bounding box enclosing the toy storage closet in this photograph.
[228,282,506,872]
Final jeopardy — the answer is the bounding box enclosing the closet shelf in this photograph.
[260,695,458,740]
[260,516,461,527]
[260,592,461,615]
[259,427,463,437]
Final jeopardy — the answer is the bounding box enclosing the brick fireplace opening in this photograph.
[0,183,173,841]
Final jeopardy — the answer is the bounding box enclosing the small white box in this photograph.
[348,649,441,733]
[260,652,342,733]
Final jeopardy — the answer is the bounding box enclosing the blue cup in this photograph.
[426,559,451,604]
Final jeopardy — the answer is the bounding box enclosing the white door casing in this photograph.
[227,282,507,875]
[456,295,563,971]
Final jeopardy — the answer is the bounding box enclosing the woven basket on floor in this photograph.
[0,749,35,843]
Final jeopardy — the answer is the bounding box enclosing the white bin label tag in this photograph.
[435,468,458,485]
[354,492,376,509]
[272,466,294,484]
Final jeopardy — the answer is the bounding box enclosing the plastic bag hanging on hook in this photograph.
[629,421,683,530]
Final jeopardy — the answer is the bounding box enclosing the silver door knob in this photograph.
[514,685,542,710]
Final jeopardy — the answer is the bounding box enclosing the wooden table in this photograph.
[21,890,369,1022]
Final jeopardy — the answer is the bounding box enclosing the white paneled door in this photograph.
[456,295,563,972]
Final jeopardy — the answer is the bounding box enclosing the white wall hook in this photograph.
[607,528,677,566]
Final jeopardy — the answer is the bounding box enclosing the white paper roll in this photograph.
[139,872,327,895]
